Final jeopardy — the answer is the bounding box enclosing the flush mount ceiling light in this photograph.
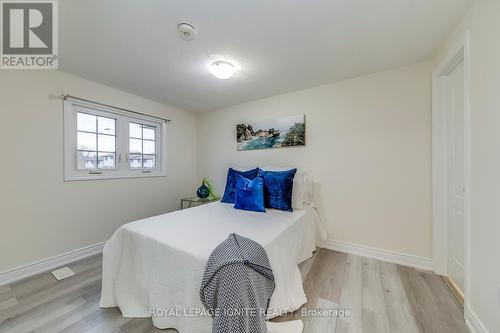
[209,61,236,79]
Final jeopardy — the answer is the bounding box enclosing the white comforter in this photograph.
[99,202,325,332]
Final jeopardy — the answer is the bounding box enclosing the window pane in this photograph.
[143,140,155,154]
[78,151,97,169]
[143,126,155,140]
[98,134,115,152]
[143,155,156,169]
[77,132,97,151]
[98,116,115,135]
[129,154,142,169]
[77,112,96,132]
[129,138,142,154]
[129,123,142,139]
[98,152,115,169]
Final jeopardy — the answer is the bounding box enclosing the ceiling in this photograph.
[59,0,472,112]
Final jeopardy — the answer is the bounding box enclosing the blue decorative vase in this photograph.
[197,183,210,199]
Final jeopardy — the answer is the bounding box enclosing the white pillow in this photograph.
[261,166,308,209]
[302,176,314,205]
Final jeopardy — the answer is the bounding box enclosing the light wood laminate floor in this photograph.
[0,249,467,332]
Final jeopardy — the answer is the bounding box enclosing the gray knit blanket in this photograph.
[200,233,275,333]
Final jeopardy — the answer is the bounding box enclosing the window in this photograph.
[129,122,156,169]
[77,112,116,170]
[64,98,167,181]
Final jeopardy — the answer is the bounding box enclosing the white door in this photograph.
[447,60,465,292]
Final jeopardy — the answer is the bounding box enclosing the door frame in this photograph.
[432,31,471,307]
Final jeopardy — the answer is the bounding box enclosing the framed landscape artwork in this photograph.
[236,115,305,151]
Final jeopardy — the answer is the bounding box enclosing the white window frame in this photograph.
[64,98,167,181]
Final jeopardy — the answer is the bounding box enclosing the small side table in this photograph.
[180,197,219,210]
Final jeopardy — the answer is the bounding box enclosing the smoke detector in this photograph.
[177,22,196,41]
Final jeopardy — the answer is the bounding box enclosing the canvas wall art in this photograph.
[236,115,305,151]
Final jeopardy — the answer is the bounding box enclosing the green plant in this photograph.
[203,177,220,200]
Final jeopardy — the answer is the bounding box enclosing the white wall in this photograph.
[436,1,500,331]
[197,62,433,258]
[0,70,197,273]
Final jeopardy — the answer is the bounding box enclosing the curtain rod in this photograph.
[61,94,171,124]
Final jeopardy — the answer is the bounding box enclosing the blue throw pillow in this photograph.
[258,168,297,212]
[221,167,259,203]
[234,175,266,213]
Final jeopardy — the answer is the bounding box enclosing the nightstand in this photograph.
[180,197,220,210]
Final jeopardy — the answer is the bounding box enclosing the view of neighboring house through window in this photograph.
[129,122,157,169]
[77,112,116,170]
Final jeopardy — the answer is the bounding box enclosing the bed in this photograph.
[99,201,326,332]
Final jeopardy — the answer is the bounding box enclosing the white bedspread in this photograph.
[99,202,325,332]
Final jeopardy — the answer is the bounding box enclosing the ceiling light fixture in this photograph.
[209,61,236,79]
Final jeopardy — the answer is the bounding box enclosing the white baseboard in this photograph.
[465,306,489,333]
[0,242,105,286]
[319,239,433,271]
